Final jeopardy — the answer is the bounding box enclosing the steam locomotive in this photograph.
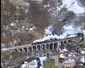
[32,32,84,45]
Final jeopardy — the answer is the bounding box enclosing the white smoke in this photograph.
[45,23,82,38]
[63,23,82,35]
[33,23,82,43]
[33,0,84,43]
[57,23,82,39]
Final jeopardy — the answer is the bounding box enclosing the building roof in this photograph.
[19,57,37,66]
[59,54,67,58]
[64,58,76,63]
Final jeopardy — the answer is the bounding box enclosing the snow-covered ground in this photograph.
[62,0,85,14]
[39,56,47,68]
[63,24,82,35]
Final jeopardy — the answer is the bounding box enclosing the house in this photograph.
[20,56,47,68]
[20,57,37,68]
[63,58,76,68]
[58,48,68,63]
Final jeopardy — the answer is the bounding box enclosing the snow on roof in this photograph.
[80,56,85,63]
[68,54,72,57]
[68,52,78,57]
[62,0,85,14]
[59,47,68,52]
[68,54,75,57]
[81,50,85,55]
[64,58,75,63]
[62,48,68,52]
[59,54,67,58]
[21,61,28,68]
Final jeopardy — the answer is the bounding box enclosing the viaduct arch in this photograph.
[1,36,82,57]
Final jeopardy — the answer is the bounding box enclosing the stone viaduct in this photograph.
[1,36,82,57]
